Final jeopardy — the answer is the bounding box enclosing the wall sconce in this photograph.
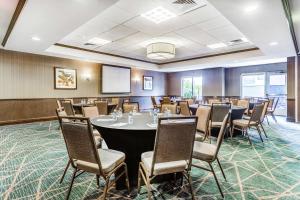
[133,76,140,84]
[83,73,92,81]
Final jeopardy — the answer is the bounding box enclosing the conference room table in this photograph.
[91,112,180,189]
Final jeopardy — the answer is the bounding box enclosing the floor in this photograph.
[1,117,300,200]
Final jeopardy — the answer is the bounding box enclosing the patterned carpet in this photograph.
[1,117,300,200]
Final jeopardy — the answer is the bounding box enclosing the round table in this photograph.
[91,112,179,189]
[73,103,117,114]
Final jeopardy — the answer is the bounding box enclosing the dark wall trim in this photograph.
[55,43,260,66]
[282,0,299,54]
[160,48,260,65]
[55,43,159,64]
[1,0,27,47]
[0,116,57,126]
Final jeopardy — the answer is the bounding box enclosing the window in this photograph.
[181,76,202,98]
[241,73,265,98]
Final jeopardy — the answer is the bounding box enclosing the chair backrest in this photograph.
[56,99,62,111]
[64,98,74,104]
[211,103,231,122]
[56,108,68,128]
[161,104,177,114]
[122,102,139,113]
[82,106,99,118]
[208,99,221,104]
[213,114,230,160]
[151,116,198,176]
[186,98,194,105]
[237,99,249,109]
[178,101,191,116]
[111,97,120,108]
[195,106,211,134]
[151,96,157,107]
[60,116,103,174]
[162,96,171,104]
[250,103,264,123]
[95,100,108,115]
[270,97,279,111]
[230,98,239,106]
[61,100,75,116]
[87,98,97,104]
[260,101,269,122]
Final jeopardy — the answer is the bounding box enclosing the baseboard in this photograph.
[286,116,295,122]
[0,116,58,126]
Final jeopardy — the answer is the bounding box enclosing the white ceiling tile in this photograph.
[175,26,218,45]
[197,16,231,31]
[180,4,221,24]
[99,25,138,41]
[207,25,244,42]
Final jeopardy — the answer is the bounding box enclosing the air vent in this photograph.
[84,43,96,46]
[228,38,248,46]
[173,0,196,4]
[166,0,206,15]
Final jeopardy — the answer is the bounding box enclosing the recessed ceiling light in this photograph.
[207,43,227,49]
[269,42,278,46]
[244,4,258,13]
[141,7,176,24]
[32,36,40,41]
[241,37,249,42]
[88,37,111,46]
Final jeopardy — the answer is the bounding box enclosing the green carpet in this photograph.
[1,117,300,199]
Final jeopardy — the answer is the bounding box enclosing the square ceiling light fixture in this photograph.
[207,42,227,49]
[141,7,176,24]
[87,37,111,46]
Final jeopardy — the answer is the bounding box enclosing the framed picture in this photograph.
[143,76,153,90]
[54,67,77,89]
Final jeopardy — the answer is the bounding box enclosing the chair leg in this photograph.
[96,175,100,188]
[260,123,268,138]
[271,113,277,123]
[60,160,71,184]
[266,115,270,125]
[102,177,110,200]
[124,164,131,194]
[255,126,264,143]
[216,157,226,181]
[245,128,252,145]
[146,177,152,200]
[137,167,142,193]
[185,172,195,200]
[65,168,77,200]
[209,128,212,143]
[209,163,224,198]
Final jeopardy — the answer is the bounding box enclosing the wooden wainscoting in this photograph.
[0,98,58,125]
[287,98,295,122]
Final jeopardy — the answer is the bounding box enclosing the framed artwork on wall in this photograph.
[54,67,77,89]
[143,76,153,90]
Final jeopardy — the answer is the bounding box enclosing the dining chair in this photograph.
[259,100,269,138]
[230,98,239,106]
[137,116,198,200]
[61,100,81,116]
[87,98,98,104]
[186,98,194,105]
[161,104,177,114]
[151,96,161,109]
[60,116,130,200]
[266,97,279,124]
[82,106,103,138]
[178,101,191,116]
[162,96,171,104]
[192,114,230,198]
[237,99,250,115]
[95,100,108,115]
[195,106,211,142]
[209,103,231,142]
[56,109,102,185]
[64,98,74,104]
[111,97,120,109]
[123,102,139,113]
[56,99,63,111]
[208,98,221,104]
[232,104,265,145]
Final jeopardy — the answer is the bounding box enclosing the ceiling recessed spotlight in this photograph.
[244,4,258,13]
[32,36,40,41]
[141,7,176,24]
[87,37,111,46]
[269,42,278,46]
[241,37,249,42]
[207,43,227,49]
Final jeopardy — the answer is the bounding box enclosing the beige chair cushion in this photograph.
[193,141,216,161]
[233,119,256,127]
[195,131,205,142]
[93,129,101,137]
[210,121,223,127]
[141,151,188,176]
[75,149,125,174]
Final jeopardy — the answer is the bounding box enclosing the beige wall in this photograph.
[0,49,166,99]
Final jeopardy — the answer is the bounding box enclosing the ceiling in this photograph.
[0,0,297,72]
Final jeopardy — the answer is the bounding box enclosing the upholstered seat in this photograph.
[211,121,223,127]
[193,141,216,162]
[75,149,125,174]
[232,119,256,127]
[141,151,188,176]
[195,131,205,142]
